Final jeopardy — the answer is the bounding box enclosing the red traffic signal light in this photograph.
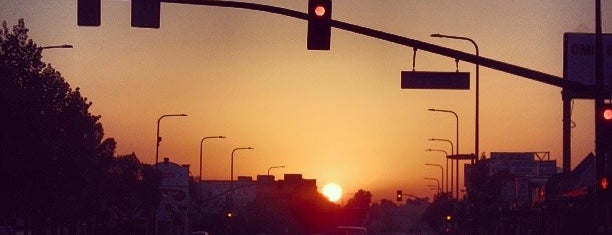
[77,0,101,26]
[314,5,327,17]
[600,104,612,121]
[603,108,612,120]
[307,0,332,50]
[602,177,609,190]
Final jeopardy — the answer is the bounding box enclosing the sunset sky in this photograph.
[2,0,610,202]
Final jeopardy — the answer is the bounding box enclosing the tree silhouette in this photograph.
[0,19,150,233]
[342,189,372,226]
[104,153,161,234]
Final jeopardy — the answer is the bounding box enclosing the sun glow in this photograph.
[322,183,342,202]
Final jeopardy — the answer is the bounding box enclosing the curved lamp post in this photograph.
[267,165,285,176]
[424,177,441,194]
[428,108,459,200]
[425,163,444,193]
[230,147,253,211]
[39,44,73,50]
[155,114,187,165]
[431,33,479,163]
[428,138,453,193]
[199,136,226,182]
[231,147,254,182]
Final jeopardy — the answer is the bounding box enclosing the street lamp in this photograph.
[155,114,187,165]
[230,147,253,211]
[425,163,444,193]
[39,44,73,50]
[428,184,441,191]
[431,33,480,163]
[424,177,441,194]
[267,165,285,176]
[428,108,460,200]
[428,138,454,156]
[428,139,453,193]
[231,147,254,181]
[199,136,226,182]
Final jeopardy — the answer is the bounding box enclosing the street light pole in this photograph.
[428,139,454,192]
[39,44,73,50]
[431,33,480,163]
[424,177,441,195]
[426,148,449,193]
[230,147,253,212]
[231,147,254,182]
[267,165,285,176]
[199,136,226,182]
[155,114,187,165]
[425,163,444,193]
[425,163,448,192]
[428,108,459,200]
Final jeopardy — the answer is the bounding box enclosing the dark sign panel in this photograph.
[401,71,470,90]
[447,154,476,160]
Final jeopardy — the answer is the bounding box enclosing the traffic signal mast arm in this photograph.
[157,0,590,92]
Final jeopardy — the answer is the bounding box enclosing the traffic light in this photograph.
[599,103,612,144]
[77,0,101,26]
[444,214,453,233]
[396,190,402,201]
[603,105,612,121]
[597,103,612,193]
[307,0,332,50]
[132,0,161,28]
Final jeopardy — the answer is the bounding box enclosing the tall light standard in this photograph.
[424,177,441,195]
[230,147,253,211]
[155,114,187,165]
[267,165,285,176]
[428,108,459,200]
[425,163,444,193]
[431,33,479,163]
[39,44,73,50]
[199,136,226,182]
[426,149,450,193]
[231,147,254,182]
[428,138,454,192]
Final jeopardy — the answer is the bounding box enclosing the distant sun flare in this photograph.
[322,183,342,202]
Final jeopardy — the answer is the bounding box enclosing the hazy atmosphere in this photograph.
[2,0,610,201]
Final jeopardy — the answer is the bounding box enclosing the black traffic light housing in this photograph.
[396,190,403,201]
[132,0,161,28]
[598,103,612,192]
[307,0,332,50]
[77,0,101,26]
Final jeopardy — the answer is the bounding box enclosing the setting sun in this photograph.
[322,183,343,202]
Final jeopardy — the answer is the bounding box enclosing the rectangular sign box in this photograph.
[401,71,470,90]
[563,33,612,99]
[447,154,477,160]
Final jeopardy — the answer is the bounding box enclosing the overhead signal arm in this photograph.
[81,0,590,92]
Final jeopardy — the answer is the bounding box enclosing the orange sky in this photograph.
[2,0,611,202]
